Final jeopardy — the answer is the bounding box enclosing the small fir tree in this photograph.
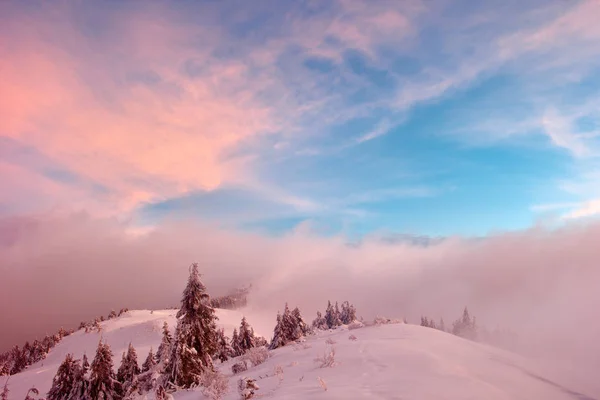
[311,311,328,330]
[324,301,341,329]
[268,313,285,350]
[117,343,140,390]
[142,348,157,373]
[216,329,234,362]
[340,301,357,324]
[292,307,310,336]
[156,322,172,369]
[231,329,242,357]
[238,317,256,354]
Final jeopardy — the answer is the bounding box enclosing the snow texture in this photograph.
[2,309,598,400]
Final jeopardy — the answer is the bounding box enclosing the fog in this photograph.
[1,212,599,375]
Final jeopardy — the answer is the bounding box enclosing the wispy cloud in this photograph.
[356,119,394,143]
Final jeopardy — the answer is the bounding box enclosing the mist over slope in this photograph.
[2,309,598,400]
[1,213,599,375]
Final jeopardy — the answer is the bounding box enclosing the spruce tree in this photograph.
[268,313,285,350]
[156,322,172,369]
[117,343,140,389]
[291,307,310,336]
[68,360,89,400]
[82,353,90,374]
[324,301,341,329]
[47,354,80,400]
[238,317,256,354]
[164,263,219,389]
[231,328,242,357]
[216,329,234,362]
[311,311,328,330]
[340,301,357,324]
[142,348,157,373]
[89,340,120,400]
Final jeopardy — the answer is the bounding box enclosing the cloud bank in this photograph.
[1,213,599,380]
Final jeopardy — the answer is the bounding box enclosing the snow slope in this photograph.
[2,310,598,400]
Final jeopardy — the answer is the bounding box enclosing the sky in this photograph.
[2,0,600,373]
[2,0,600,237]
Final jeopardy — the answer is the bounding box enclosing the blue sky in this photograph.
[2,0,600,237]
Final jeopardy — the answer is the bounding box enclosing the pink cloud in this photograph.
[0,4,278,214]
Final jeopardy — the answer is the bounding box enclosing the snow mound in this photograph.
[3,311,598,400]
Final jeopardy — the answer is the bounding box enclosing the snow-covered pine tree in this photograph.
[10,345,26,375]
[82,353,89,374]
[238,317,256,354]
[117,343,140,391]
[89,340,120,400]
[340,301,357,324]
[164,263,219,389]
[68,359,89,400]
[142,348,157,373]
[156,322,172,370]
[324,301,341,329]
[438,318,446,332]
[47,354,80,400]
[216,329,234,363]
[291,307,310,336]
[312,311,328,330]
[268,312,285,350]
[231,328,242,357]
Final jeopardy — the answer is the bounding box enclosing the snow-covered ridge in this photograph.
[2,309,598,399]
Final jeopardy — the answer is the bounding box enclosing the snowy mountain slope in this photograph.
[1,308,262,399]
[184,323,597,400]
[2,310,597,400]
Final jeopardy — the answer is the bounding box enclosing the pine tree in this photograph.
[340,301,357,324]
[438,318,446,332]
[10,345,26,375]
[231,328,242,357]
[164,263,219,389]
[311,311,328,330]
[117,343,140,390]
[238,317,256,354]
[89,340,120,400]
[47,354,80,400]
[268,313,285,350]
[142,348,157,373]
[452,307,477,340]
[291,307,310,337]
[215,329,234,363]
[82,353,90,374]
[156,322,172,369]
[68,359,89,400]
[324,301,341,329]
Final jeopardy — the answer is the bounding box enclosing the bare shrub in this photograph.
[314,346,336,368]
[373,316,391,326]
[200,369,229,400]
[242,346,269,367]
[232,361,248,374]
[317,376,327,391]
[274,365,284,383]
[348,321,364,330]
[348,334,357,341]
[238,377,259,399]
[325,338,336,345]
